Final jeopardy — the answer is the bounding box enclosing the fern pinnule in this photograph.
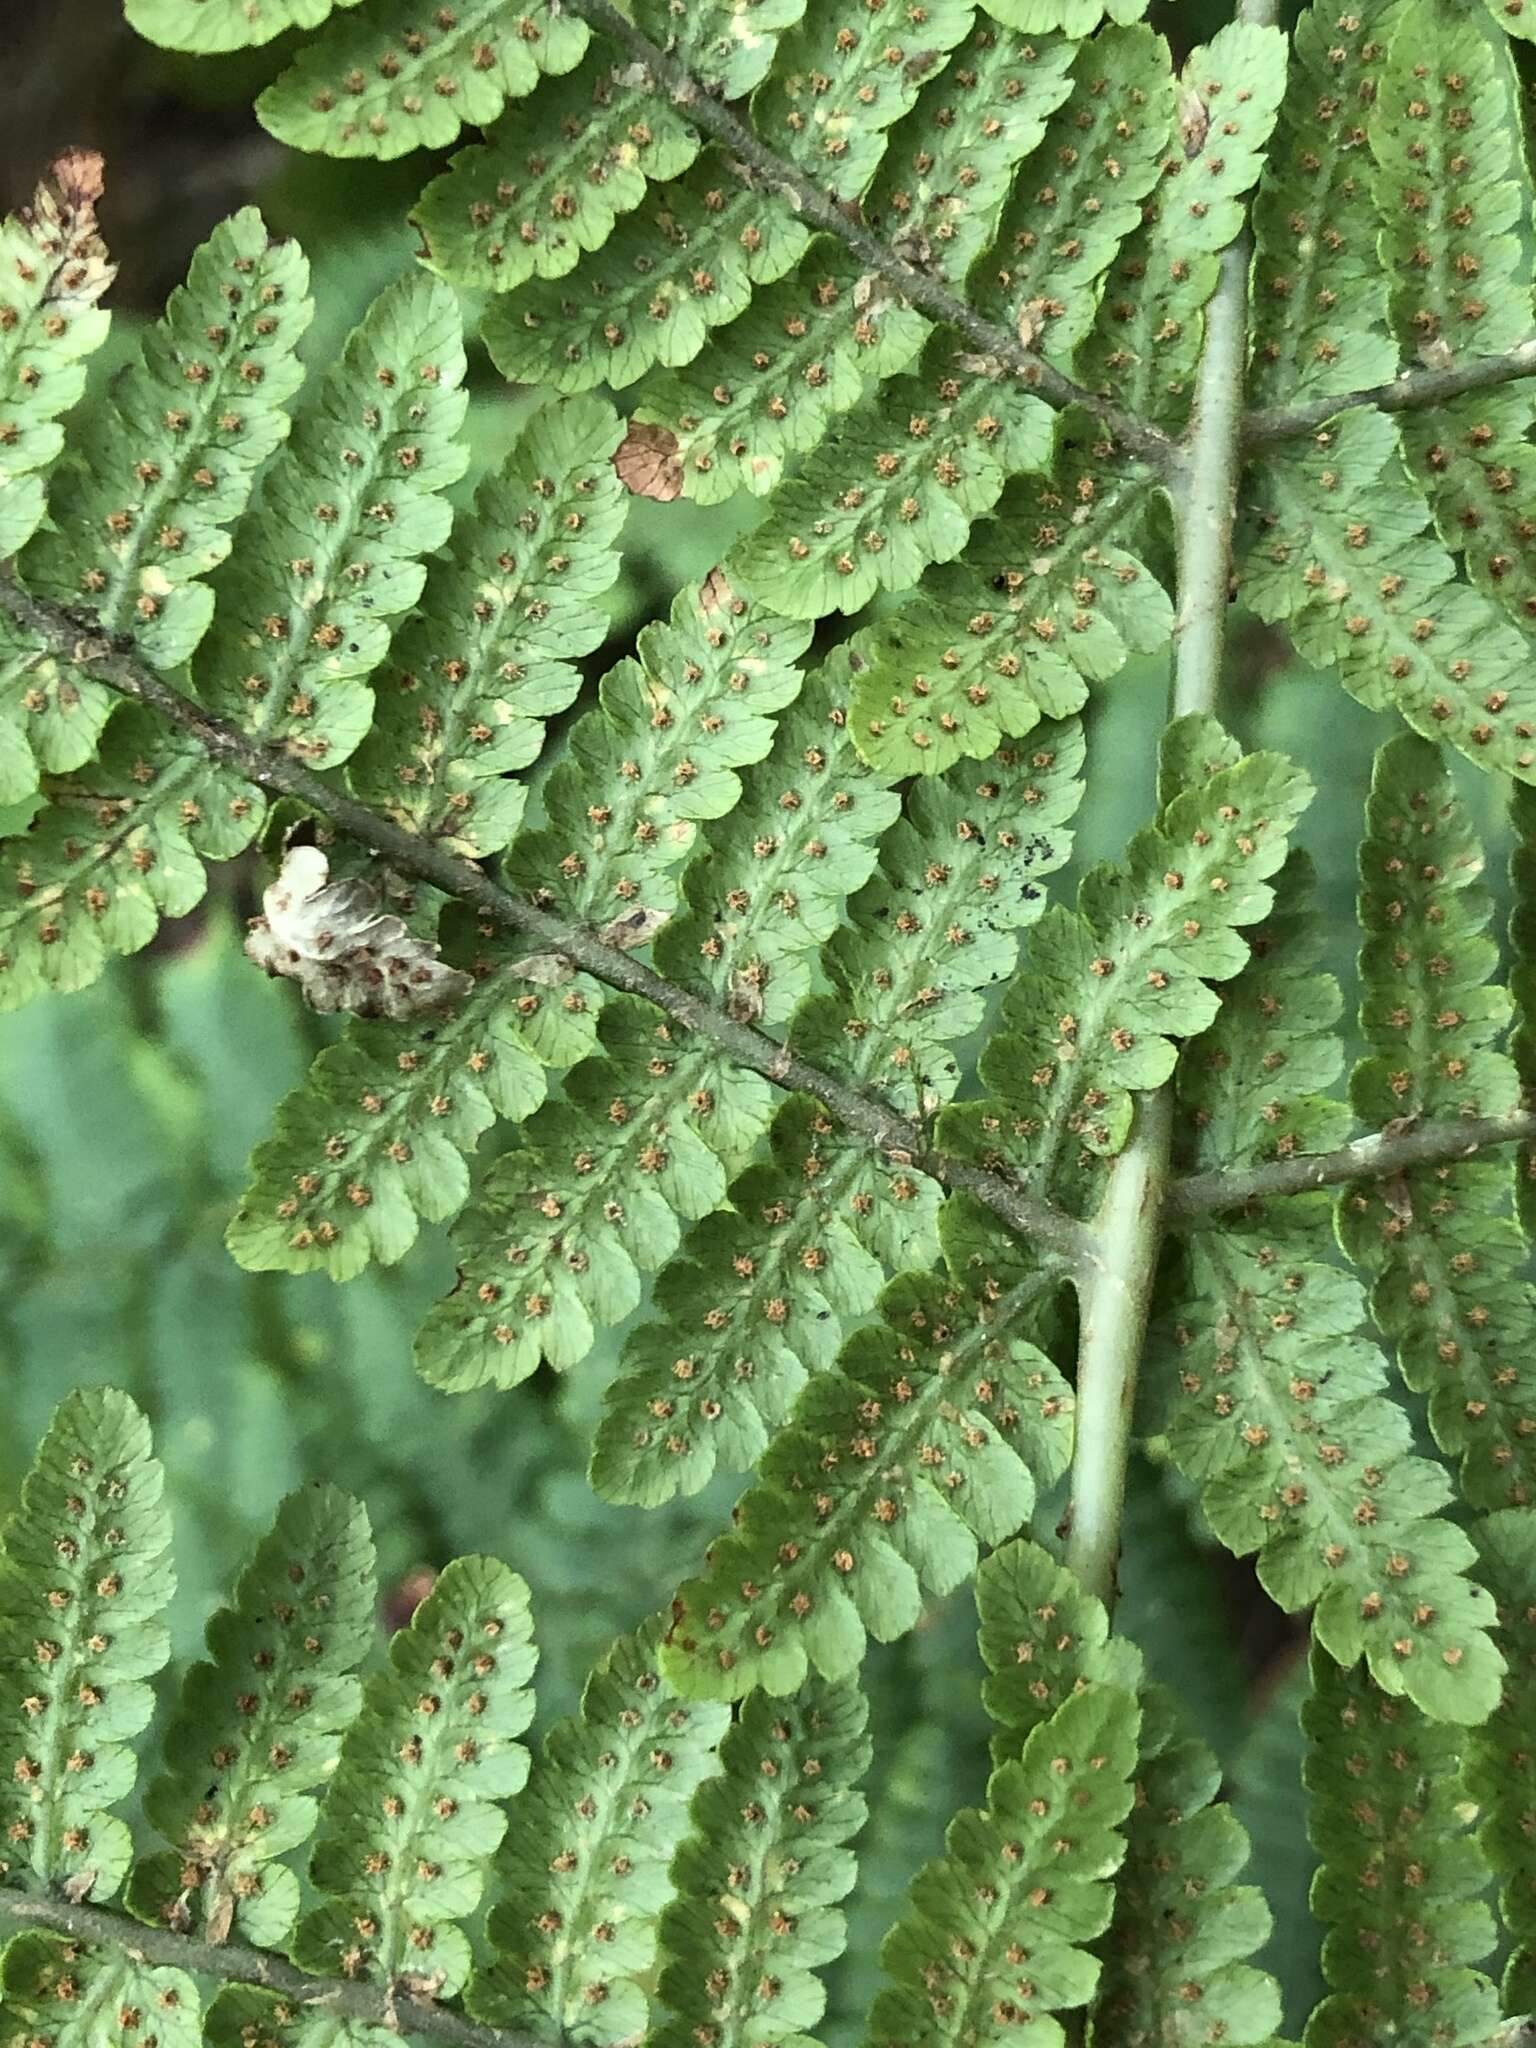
[413,56,702,295]
[126,1487,377,1948]
[0,1389,173,1904]
[1303,1650,1500,2047]
[1340,734,1536,1509]
[0,153,114,569]
[1155,848,1504,1723]
[662,1270,1073,1700]
[470,1617,728,2045]
[256,0,590,159]
[651,1677,870,2048]
[293,1555,536,1996]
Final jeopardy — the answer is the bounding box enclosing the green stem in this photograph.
[0,1891,530,2048]
[1062,0,1270,1601]
[0,567,1094,1272]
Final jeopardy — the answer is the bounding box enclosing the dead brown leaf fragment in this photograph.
[614,420,684,501]
[245,845,474,1020]
[19,149,116,314]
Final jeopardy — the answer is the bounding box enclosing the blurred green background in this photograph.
[6,3,1530,2030]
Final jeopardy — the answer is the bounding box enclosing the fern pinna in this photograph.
[13,0,1536,2035]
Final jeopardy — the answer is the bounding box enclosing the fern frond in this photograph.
[293,1555,536,1995]
[1372,1,1536,641]
[469,1617,728,2045]
[751,0,974,200]
[1091,1687,1282,2047]
[124,0,358,53]
[626,249,928,505]
[633,0,805,96]
[0,1935,199,2048]
[0,1390,173,1902]
[1155,849,1504,1724]
[125,1486,377,1948]
[414,55,702,293]
[1468,1511,1536,2011]
[974,26,1174,362]
[860,21,1077,287]
[976,1542,1284,2044]
[947,718,1311,1223]
[196,272,469,770]
[0,154,114,567]
[651,1677,870,2048]
[22,212,311,670]
[256,0,590,159]
[350,396,626,857]
[480,154,813,397]
[845,426,1168,774]
[0,213,310,811]
[1248,0,1399,408]
[1511,784,1536,1243]
[729,341,1054,617]
[978,0,1152,39]
[1076,20,1288,432]
[1339,734,1536,1509]
[594,715,1079,1506]
[1302,1649,1500,2047]
[663,1271,1072,1700]
[1237,403,1536,783]
[865,1676,1140,2048]
[415,996,770,1390]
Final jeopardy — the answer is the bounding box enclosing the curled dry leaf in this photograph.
[597,905,670,951]
[1178,87,1211,158]
[614,420,684,501]
[509,951,577,987]
[245,844,474,1019]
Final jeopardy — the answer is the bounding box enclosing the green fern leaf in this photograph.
[480,155,813,396]
[663,1270,1072,1701]
[1374,4,1536,642]
[845,427,1168,774]
[501,576,813,923]
[1512,784,1536,1244]
[860,21,1077,286]
[977,0,1154,37]
[1302,1649,1500,2047]
[349,395,626,857]
[752,1,973,200]
[627,249,928,506]
[0,213,310,814]
[948,719,1312,1221]
[864,1680,1140,2048]
[21,211,311,670]
[973,26,1174,361]
[729,341,1053,616]
[0,1389,173,1902]
[1468,1511,1536,2011]
[0,1935,199,2048]
[651,1677,870,2048]
[195,272,469,769]
[415,997,770,1390]
[1237,405,1536,782]
[595,714,1080,1507]
[257,0,589,158]
[414,56,702,293]
[1075,20,1286,432]
[976,1537,1143,1749]
[1249,0,1400,408]
[0,155,114,568]
[1155,850,1504,1724]
[124,0,358,52]
[293,1555,536,1996]
[124,1486,377,1948]
[634,0,805,95]
[1339,734,1536,1509]
[469,1617,729,2044]
[1091,1688,1282,2047]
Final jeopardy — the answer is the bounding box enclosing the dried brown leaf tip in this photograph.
[245,845,474,1020]
[24,150,116,312]
[614,420,684,501]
